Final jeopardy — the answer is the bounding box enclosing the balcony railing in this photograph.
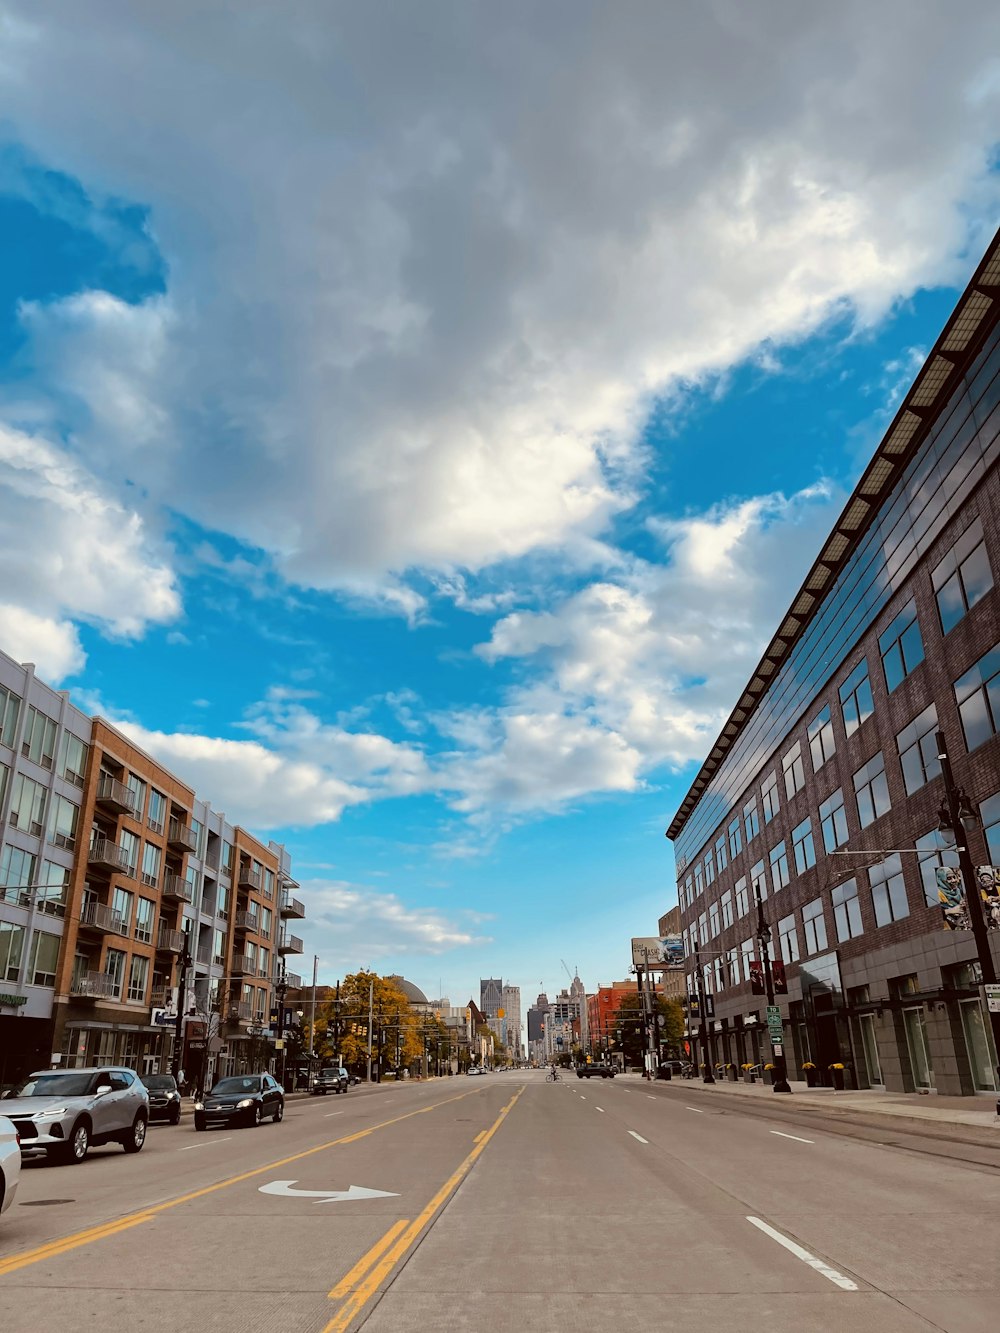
[87,837,132,874]
[233,909,259,933]
[227,1001,254,1022]
[149,987,172,1008]
[280,894,306,919]
[277,932,304,956]
[238,864,262,891]
[79,900,128,936]
[71,971,117,1000]
[156,926,185,953]
[167,819,198,853]
[161,873,193,903]
[231,953,255,976]
[95,774,138,815]
[278,971,302,989]
[195,945,212,966]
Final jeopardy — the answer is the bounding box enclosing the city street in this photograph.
[1,1071,998,1331]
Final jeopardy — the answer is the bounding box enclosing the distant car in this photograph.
[576,1063,615,1079]
[0,1116,20,1216]
[2,1067,149,1164]
[466,1066,485,1076]
[194,1074,284,1130]
[310,1067,349,1095]
[141,1073,182,1124]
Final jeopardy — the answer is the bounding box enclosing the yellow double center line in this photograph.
[324,1084,524,1332]
[0,1088,479,1280]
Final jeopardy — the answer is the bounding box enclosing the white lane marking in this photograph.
[685,1107,704,1113]
[746,1216,858,1291]
[325,1111,344,1118]
[580,1095,586,1100]
[595,1107,605,1113]
[178,1136,232,1151]
[647,1095,656,1100]
[628,1131,649,1144]
[770,1130,813,1144]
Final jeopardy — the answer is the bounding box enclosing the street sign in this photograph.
[984,983,1000,1014]
[497,1008,505,1018]
[766,1005,783,1043]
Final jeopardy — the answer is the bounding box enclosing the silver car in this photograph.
[2,1067,149,1165]
[0,1115,20,1214]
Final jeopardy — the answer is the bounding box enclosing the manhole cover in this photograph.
[21,1199,74,1206]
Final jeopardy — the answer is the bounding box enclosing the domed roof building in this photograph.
[387,975,429,1007]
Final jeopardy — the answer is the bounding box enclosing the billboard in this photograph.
[935,866,1000,931]
[631,936,684,969]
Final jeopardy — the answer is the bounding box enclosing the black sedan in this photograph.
[141,1073,182,1124]
[193,1074,284,1130]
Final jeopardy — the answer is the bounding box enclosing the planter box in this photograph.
[742,1071,756,1083]
[727,1067,738,1082]
[803,1070,819,1088]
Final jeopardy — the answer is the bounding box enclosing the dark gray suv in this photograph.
[2,1067,149,1164]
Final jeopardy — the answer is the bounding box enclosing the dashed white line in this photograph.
[628,1131,649,1144]
[770,1130,813,1144]
[325,1111,344,1118]
[580,1095,586,1100]
[595,1107,605,1113]
[647,1095,656,1100]
[178,1136,231,1150]
[685,1106,704,1113]
[746,1216,857,1290]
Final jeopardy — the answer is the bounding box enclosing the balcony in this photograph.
[161,873,193,904]
[226,1001,254,1024]
[238,864,262,891]
[231,953,255,976]
[167,819,197,853]
[280,894,306,920]
[70,971,117,1000]
[150,987,172,1009]
[156,926,185,954]
[87,837,132,875]
[95,774,137,816]
[79,900,128,936]
[195,944,212,967]
[277,932,303,956]
[278,971,302,989]
[233,909,259,934]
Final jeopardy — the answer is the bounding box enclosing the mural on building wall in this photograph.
[935,866,1000,931]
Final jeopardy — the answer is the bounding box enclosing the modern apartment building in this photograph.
[667,232,1000,1097]
[0,649,303,1088]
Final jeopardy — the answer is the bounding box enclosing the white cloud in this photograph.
[0,604,84,681]
[0,2,996,599]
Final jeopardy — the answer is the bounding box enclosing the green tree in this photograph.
[611,992,684,1064]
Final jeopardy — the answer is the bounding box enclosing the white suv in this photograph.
[0,1116,20,1215]
[2,1067,149,1165]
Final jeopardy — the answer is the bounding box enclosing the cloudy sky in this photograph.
[1,2,998,1007]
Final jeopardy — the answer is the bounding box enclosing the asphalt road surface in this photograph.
[1,1070,998,1331]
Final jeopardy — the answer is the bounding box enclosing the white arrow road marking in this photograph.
[258,1181,400,1204]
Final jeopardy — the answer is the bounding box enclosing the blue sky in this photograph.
[0,4,998,1011]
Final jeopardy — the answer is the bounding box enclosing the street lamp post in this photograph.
[274,962,288,1090]
[754,882,791,1094]
[936,731,1000,1087]
[691,938,715,1084]
[170,942,193,1085]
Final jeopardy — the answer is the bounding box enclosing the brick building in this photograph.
[667,232,1000,1096]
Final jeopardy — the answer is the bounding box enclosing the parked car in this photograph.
[576,1063,615,1079]
[466,1066,485,1076]
[1,1115,21,1215]
[140,1073,183,1124]
[657,1059,689,1079]
[1,1067,149,1164]
[310,1067,349,1095]
[194,1074,284,1130]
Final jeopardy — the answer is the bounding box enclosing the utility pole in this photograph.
[170,942,193,1084]
[366,976,374,1083]
[936,731,1000,1087]
[309,954,318,1074]
[332,979,342,1058]
[754,881,791,1094]
[274,960,288,1090]
[692,937,714,1083]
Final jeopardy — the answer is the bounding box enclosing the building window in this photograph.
[38,862,70,916]
[141,841,162,889]
[955,642,1000,753]
[221,840,234,873]
[112,886,134,934]
[59,732,89,787]
[704,848,715,886]
[0,920,24,981]
[46,794,80,851]
[27,929,60,986]
[148,789,166,834]
[0,845,36,903]
[750,858,767,902]
[761,771,780,824]
[853,752,891,829]
[915,829,960,908]
[740,938,755,982]
[782,741,805,799]
[683,875,693,909]
[0,684,21,748]
[832,878,864,942]
[896,703,941,795]
[728,817,742,860]
[212,928,226,966]
[694,863,704,896]
[715,833,727,873]
[9,773,46,836]
[0,759,7,811]
[869,854,910,928]
[21,705,57,769]
[119,828,139,877]
[727,948,740,987]
[105,948,126,998]
[932,517,994,634]
[125,773,146,818]
[839,658,874,737]
[778,913,799,964]
[190,818,204,857]
[819,787,849,852]
[127,954,149,1002]
[769,841,789,893]
[792,817,817,874]
[709,900,720,938]
[802,898,828,956]
[743,799,760,844]
[721,890,733,930]
[261,905,273,938]
[808,705,836,771]
[735,877,749,918]
[135,898,155,945]
[259,946,270,979]
[982,791,1000,865]
[879,600,924,693]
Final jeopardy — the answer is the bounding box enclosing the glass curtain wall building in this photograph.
[667,231,1000,1095]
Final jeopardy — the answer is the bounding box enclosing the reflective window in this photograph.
[21,706,57,769]
[932,517,993,634]
[743,798,759,843]
[955,642,1000,752]
[808,705,836,771]
[709,900,720,938]
[869,854,910,928]
[715,833,727,873]
[740,938,755,982]
[735,876,749,918]
[915,830,960,908]
[792,817,816,874]
[694,863,704,896]
[750,859,767,902]
[728,817,742,860]
[839,659,874,738]
[982,790,1000,865]
[47,794,79,850]
[704,848,715,886]
[59,732,89,787]
[27,929,60,986]
[853,752,891,829]
[148,789,166,833]
[832,878,864,942]
[802,898,828,956]
[0,920,24,981]
[128,954,149,1003]
[878,601,924,692]
[769,841,789,893]
[721,890,733,930]
[0,684,21,748]
[896,704,941,795]
[819,788,849,852]
[9,773,46,836]
[761,771,780,824]
[778,913,799,964]
[782,740,805,799]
